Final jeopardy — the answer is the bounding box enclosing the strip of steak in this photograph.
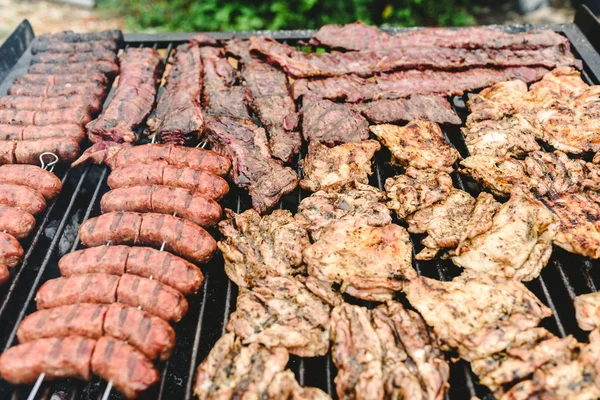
[301,99,369,144]
[0,94,103,114]
[225,38,301,163]
[310,22,570,51]
[292,67,551,103]
[15,72,108,86]
[91,337,159,399]
[147,43,203,145]
[28,61,119,78]
[0,336,96,384]
[31,40,118,54]
[201,46,298,213]
[86,48,164,143]
[59,245,204,295]
[31,51,117,64]
[8,82,106,99]
[107,161,229,201]
[353,95,462,125]
[250,36,580,78]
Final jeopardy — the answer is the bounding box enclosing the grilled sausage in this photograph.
[107,162,230,201]
[28,61,119,78]
[0,164,63,200]
[0,95,103,114]
[0,183,46,215]
[8,82,106,99]
[79,212,217,264]
[59,245,204,295]
[100,185,222,228]
[104,303,176,361]
[106,144,231,177]
[0,138,81,165]
[0,108,91,126]
[0,206,36,239]
[31,40,118,54]
[0,232,23,267]
[117,274,188,322]
[32,51,117,64]
[0,264,8,285]
[0,124,86,142]
[15,72,108,86]
[91,337,159,399]
[0,336,96,384]
[36,273,119,310]
[17,303,107,343]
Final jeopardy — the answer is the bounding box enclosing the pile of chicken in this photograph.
[194,66,600,400]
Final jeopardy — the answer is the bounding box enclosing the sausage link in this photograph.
[0,142,15,164]
[0,232,23,267]
[0,124,85,142]
[104,303,176,361]
[0,95,103,114]
[91,337,159,399]
[17,304,107,343]
[107,162,230,201]
[117,273,188,323]
[0,336,96,384]
[100,185,222,228]
[0,264,8,286]
[0,107,91,127]
[79,211,142,247]
[1,138,81,164]
[28,61,119,78]
[31,40,118,54]
[0,164,63,200]
[0,205,36,239]
[31,51,117,64]
[15,72,108,86]
[59,245,129,276]
[8,83,106,99]
[0,183,46,215]
[35,273,119,309]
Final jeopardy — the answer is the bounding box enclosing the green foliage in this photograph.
[97,0,478,33]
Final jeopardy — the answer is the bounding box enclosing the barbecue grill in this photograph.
[1,6,600,399]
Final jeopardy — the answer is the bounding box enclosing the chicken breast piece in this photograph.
[304,219,415,302]
[574,292,600,331]
[226,276,333,357]
[295,183,391,241]
[466,79,533,124]
[404,274,552,361]
[300,140,380,192]
[452,192,556,281]
[460,155,529,197]
[370,121,459,173]
[194,333,289,400]
[267,370,331,400]
[385,167,453,220]
[218,209,310,288]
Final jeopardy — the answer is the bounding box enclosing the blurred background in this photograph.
[0,0,597,42]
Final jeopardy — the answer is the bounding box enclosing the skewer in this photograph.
[39,152,59,172]
[100,380,113,400]
[26,372,45,400]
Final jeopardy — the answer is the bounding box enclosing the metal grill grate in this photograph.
[0,20,600,400]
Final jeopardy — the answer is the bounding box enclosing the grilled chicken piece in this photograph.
[404,274,552,361]
[304,219,415,301]
[295,183,391,241]
[226,276,333,357]
[466,79,533,123]
[575,292,600,331]
[372,301,449,400]
[370,121,459,173]
[300,140,380,192]
[527,66,589,103]
[194,332,289,400]
[540,192,600,259]
[267,370,331,400]
[453,192,556,281]
[385,167,453,219]
[218,209,310,288]
[460,155,529,197]
[330,304,384,400]
[407,189,499,260]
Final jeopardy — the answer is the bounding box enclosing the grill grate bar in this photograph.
[537,275,567,337]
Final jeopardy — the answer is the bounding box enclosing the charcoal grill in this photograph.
[2,6,600,399]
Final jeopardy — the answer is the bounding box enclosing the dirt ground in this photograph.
[0,0,575,44]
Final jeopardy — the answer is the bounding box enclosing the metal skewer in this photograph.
[40,152,59,172]
[26,372,46,400]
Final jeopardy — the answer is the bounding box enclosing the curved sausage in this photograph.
[0,232,23,267]
[79,212,217,264]
[17,303,107,343]
[91,337,159,399]
[0,205,36,239]
[0,124,86,142]
[59,245,204,295]
[100,185,222,228]
[0,138,81,165]
[0,183,46,215]
[104,303,176,361]
[107,162,230,201]
[0,336,96,384]
[117,273,188,323]
[35,273,119,310]
[0,164,63,200]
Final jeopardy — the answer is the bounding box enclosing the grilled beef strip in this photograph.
[147,42,204,145]
[28,61,119,78]
[352,95,461,125]
[31,40,118,54]
[0,94,103,114]
[31,51,117,64]
[15,72,108,86]
[310,22,570,51]
[225,38,301,163]
[36,29,123,43]
[250,36,580,79]
[86,48,164,143]
[200,45,298,213]
[301,99,369,145]
[292,67,550,103]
